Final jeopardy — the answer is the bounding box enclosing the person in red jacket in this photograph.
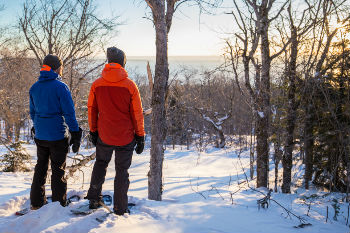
[86,47,145,215]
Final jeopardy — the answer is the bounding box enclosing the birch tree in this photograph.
[145,0,220,201]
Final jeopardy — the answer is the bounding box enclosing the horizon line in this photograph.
[95,55,224,60]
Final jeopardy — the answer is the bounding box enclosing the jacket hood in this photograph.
[102,63,128,83]
[38,65,61,82]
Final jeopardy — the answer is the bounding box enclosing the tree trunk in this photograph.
[5,121,13,142]
[304,100,314,189]
[282,27,298,193]
[256,13,271,188]
[14,122,21,142]
[256,111,269,188]
[148,4,169,201]
[250,123,255,180]
[274,141,282,192]
[346,131,350,201]
[172,135,175,150]
[218,130,225,148]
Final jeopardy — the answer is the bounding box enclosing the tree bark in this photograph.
[256,10,271,188]
[148,2,169,201]
[256,111,269,188]
[14,122,22,142]
[282,25,298,193]
[250,121,255,180]
[304,99,314,189]
[5,121,13,142]
[274,140,282,192]
[218,130,225,148]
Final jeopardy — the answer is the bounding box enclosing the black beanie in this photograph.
[43,54,62,70]
[107,47,126,67]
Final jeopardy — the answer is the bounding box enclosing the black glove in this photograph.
[89,131,98,147]
[135,134,145,154]
[31,126,35,139]
[70,127,82,153]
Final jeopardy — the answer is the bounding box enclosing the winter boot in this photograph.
[30,199,49,210]
[30,206,41,210]
[113,208,130,216]
[89,199,102,209]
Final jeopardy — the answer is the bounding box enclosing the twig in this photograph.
[257,189,272,209]
[229,186,242,205]
[307,201,312,217]
[270,198,307,224]
[210,185,225,200]
[189,176,206,199]
[0,136,17,158]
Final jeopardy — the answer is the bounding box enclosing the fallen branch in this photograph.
[257,189,272,209]
[269,197,308,224]
[236,154,310,225]
[0,136,17,158]
[65,152,96,179]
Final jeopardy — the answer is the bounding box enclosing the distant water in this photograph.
[89,56,224,82]
[127,56,223,77]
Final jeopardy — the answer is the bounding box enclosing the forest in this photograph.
[0,0,349,232]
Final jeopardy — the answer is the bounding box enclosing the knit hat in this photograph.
[43,54,63,70]
[107,47,126,67]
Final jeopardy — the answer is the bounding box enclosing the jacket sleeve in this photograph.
[87,83,98,132]
[59,84,79,132]
[130,82,145,136]
[29,90,35,122]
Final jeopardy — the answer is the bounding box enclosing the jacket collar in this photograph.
[102,63,128,83]
[38,65,61,81]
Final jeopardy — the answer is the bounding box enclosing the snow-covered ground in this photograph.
[0,143,349,233]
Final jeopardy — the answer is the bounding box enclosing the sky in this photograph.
[0,0,235,57]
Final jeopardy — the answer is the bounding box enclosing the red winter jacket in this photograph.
[88,63,145,146]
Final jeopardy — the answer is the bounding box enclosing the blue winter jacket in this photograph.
[29,66,79,141]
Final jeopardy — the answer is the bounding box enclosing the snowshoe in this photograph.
[95,203,136,223]
[15,194,81,216]
[70,194,112,215]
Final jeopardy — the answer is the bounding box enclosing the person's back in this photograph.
[87,47,145,215]
[29,55,82,209]
[30,65,78,141]
[88,63,144,146]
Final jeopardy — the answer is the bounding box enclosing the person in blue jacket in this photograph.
[29,54,82,209]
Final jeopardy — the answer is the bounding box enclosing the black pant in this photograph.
[87,137,135,213]
[30,138,69,207]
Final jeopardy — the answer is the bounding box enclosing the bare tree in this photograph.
[300,0,350,190]
[19,0,119,96]
[226,0,289,188]
[0,45,36,142]
[2,0,121,176]
[277,0,316,193]
[144,0,173,201]
[144,0,221,200]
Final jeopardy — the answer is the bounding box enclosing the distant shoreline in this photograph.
[94,56,223,62]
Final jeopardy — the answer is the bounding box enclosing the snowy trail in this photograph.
[0,145,348,233]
